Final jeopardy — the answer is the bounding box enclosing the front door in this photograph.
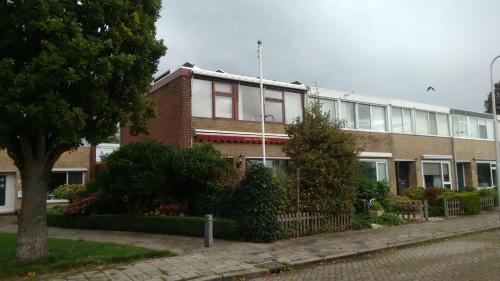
[396,161,410,195]
[0,175,6,207]
[456,163,465,191]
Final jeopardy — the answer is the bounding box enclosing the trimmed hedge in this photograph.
[437,191,481,215]
[47,214,241,240]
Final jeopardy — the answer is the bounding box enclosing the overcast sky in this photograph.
[156,0,500,112]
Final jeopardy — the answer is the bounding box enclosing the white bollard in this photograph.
[204,214,213,248]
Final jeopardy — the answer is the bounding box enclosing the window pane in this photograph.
[68,172,83,185]
[478,120,488,139]
[215,95,232,118]
[436,113,449,136]
[238,85,261,121]
[48,172,67,192]
[403,108,412,132]
[486,119,494,140]
[265,89,282,99]
[320,99,336,120]
[284,92,302,124]
[392,107,403,133]
[442,163,450,183]
[372,106,386,132]
[416,111,429,134]
[192,79,212,118]
[429,112,437,135]
[423,163,442,188]
[360,161,377,180]
[358,104,371,130]
[215,82,232,93]
[341,102,355,128]
[377,162,388,181]
[265,100,283,123]
[469,117,478,138]
[477,163,493,187]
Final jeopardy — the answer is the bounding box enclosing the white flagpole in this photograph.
[258,39,267,167]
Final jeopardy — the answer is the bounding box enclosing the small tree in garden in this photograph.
[283,99,360,214]
[0,1,165,260]
[231,163,282,242]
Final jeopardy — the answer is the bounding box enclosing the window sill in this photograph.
[47,199,69,204]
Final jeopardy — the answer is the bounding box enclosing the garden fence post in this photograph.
[204,214,213,248]
[424,200,429,220]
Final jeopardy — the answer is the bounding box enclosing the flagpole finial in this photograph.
[257,39,262,45]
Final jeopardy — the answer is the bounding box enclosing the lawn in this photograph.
[0,232,174,279]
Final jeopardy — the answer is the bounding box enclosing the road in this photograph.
[254,229,500,281]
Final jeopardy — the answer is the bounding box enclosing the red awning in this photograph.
[195,134,289,144]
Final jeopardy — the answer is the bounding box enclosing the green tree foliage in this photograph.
[97,141,177,215]
[90,142,236,216]
[355,178,391,213]
[231,163,282,242]
[0,0,166,260]
[282,99,360,214]
[484,82,500,114]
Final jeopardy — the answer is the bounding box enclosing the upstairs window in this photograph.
[192,79,212,118]
[415,111,449,136]
[356,104,386,132]
[392,107,413,133]
[214,82,234,119]
[452,115,468,137]
[238,85,261,122]
[310,97,337,121]
[264,89,283,123]
[284,91,303,124]
[340,102,356,129]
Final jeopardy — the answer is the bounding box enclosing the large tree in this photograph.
[282,98,360,214]
[0,0,165,261]
[484,81,500,114]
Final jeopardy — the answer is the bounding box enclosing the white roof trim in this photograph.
[194,129,289,139]
[189,67,308,91]
[52,168,87,172]
[359,152,393,158]
[310,87,450,113]
[422,154,453,160]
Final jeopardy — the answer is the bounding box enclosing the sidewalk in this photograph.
[3,213,498,281]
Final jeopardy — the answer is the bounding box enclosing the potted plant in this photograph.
[369,201,384,217]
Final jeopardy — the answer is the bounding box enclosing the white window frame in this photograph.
[421,160,452,189]
[476,161,496,188]
[359,159,389,181]
[391,106,414,134]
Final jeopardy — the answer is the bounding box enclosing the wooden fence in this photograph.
[277,212,352,237]
[444,196,496,216]
[480,196,496,212]
[395,200,428,222]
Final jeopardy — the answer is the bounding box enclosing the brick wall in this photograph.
[121,71,192,148]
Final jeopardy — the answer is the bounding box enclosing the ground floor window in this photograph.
[359,159,388,181]
[422,161,451,189]
[48,171,85,199]
[246,158,289,171]
[477,162,496,188]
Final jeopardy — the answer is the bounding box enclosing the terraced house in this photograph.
[120,62,496,196]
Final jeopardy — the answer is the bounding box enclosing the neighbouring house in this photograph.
[121,62,496,195]
[0,143,119,214]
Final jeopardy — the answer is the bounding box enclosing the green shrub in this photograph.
[478,188,498,205]
[460,192,480,215]
[370,201,383,211]
[392,196,413,205]
[231,163,281,242]
[47,214,241,240]
[273,169,297,213]
[175,143,237,216]
[356,178,391,212]
[403,187,425,201]
[462,186,476,192]
[97,140,179,215]
[352,213,405,230]
[47,206,66,215]
[53,184,86,202]
[437,191,481,215]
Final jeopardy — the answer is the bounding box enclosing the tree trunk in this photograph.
[16,163,49,261]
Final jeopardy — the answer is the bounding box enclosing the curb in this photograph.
[194,225,500,281]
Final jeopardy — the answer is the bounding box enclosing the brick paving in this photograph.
[1,213,498,281]
[253,229,500,281]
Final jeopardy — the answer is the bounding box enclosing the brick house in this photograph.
[122,62,498,195]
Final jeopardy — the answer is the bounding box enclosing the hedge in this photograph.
[437,191,481,215]
[47,214,241,240]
